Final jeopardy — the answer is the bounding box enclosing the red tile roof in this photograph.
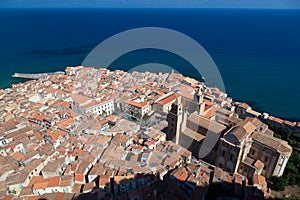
[253,174,267,187]
[273,117,284,124]
[128,100,149,108]
[283,120,296,127]
[157,93,177,105]
[47,176,60,187]
[11,151,25,162]
[74,173,85,182]
[99,175,110,187]
[145,139,155,147]
[171,167,189,182]
[28,176,44,186]
[33,181,48,190]
[2,195,14,200]
[238,103,250,110]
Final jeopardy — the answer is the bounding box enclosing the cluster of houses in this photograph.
[0,66,296,199]
[234,102,300,132]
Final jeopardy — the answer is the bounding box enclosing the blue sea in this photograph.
[0,8,299,121]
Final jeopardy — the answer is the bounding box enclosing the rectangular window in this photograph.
[251,150,255,155]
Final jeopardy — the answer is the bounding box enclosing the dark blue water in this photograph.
[0,8,299,120]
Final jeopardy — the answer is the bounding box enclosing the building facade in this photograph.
[71,94,114,116]
[167,96,292,179]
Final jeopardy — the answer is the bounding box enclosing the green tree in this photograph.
[134,112,142,119]
[263,120,300,188]
[142,114,150,121]
[268,176,288,191]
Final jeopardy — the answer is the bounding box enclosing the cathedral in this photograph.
[167,89,292,179]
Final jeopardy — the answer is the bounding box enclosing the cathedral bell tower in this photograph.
[167,96,183,144]
[193,87,205,116]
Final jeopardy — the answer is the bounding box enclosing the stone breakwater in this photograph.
[12,72,60,79]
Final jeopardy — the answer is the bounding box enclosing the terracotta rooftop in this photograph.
[105,114,116,122]
[96,135,112,145]
[60,175,73,187]
[47,176,60,188]
[204,106,218,119]
[254,159,264,170]
[157,93,177,105]
[74,173,85,182]
[33,181,48,190]
[11,151,25,162]
[252,131,292,155]
[283,120,296,127]
[145,139,155,147]
[128,99,149,108]
[182,127,205,142]
[71,94,92,105]
[114,175,135,185]
[83,181,96,192]
[269,117,284,124]
[224,118,260,145]
[253,173,267,187]
[171,167,189,182]
[188,112,226,135]
[28,176,44,186]
[237,103,251,110]
[99,175,110,187]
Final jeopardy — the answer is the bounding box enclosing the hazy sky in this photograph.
[1,0,300,9]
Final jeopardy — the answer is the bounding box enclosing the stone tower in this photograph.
[193,87,205,116]
[167,96,183,144]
